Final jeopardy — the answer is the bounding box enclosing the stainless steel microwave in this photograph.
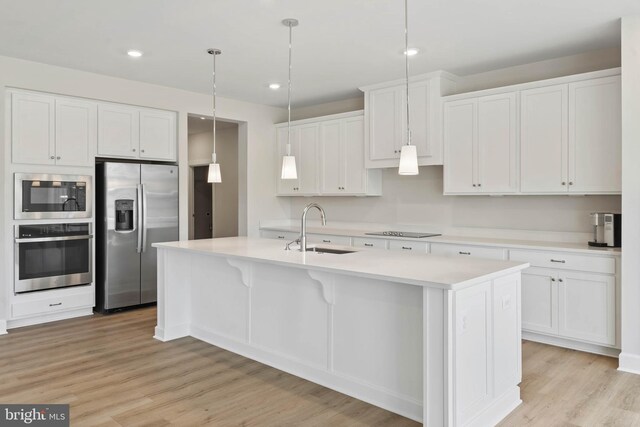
[14,173,92,220]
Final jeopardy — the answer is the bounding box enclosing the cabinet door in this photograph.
[520,84,568,193]
[11,92,55,165]
[55,98,97,167]
[444,99,477,193]
[369,86,402,160]
[477,93,517,193]
[558,271,615,345]
[139,109,176,161]
[401,80,430,157]
[276,126,300,195]
[343,116,366,194]
[521,268,558,335]
[568,76,621,193]
[320,119,343,195]
[297,124,320,194]
[97,104,140,158]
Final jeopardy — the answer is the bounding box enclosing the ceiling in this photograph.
[188,115,237,134]
[1,0,637,107]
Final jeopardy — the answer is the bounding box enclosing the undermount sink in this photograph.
[306,247,357,255]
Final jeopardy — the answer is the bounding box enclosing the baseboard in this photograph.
[467,386,521,427]
[0,319,7,335]
[7,308,93,329]
[153,323,189,342]
[190,324,423,423]
[618,352,640,375]
[522,331,620,358]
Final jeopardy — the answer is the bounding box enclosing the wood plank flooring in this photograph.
[0,307,639,426]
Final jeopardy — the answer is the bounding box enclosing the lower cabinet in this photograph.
[521,267,615,346]
[430,242,506,260]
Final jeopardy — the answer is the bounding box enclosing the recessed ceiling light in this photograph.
[404,48,419,56]
[200,117,206,120]
[269,83,281,90]
[127,50,143,58]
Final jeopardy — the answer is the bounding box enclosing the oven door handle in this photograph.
[15,235,93,243]
[137,184,143,254]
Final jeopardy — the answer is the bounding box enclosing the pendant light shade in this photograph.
[280,18,299,180]
[398,0,419,176]
[207,48,222,183]
[281,155,297,179]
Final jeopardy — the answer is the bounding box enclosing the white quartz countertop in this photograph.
[154,237,528,290]
[260,225,622,256]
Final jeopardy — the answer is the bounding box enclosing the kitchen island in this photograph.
[153,237,529,426]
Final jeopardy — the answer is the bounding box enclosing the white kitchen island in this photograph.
[153,237,529,426]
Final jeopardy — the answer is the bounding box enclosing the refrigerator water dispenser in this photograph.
[115,199,134,231]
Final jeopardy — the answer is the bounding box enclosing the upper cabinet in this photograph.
[98,103,176,161]
[360,72,457,169]
[444,93,517,194]
[276,111,381,197]
[442,69,621,195]
[12,91,96,167]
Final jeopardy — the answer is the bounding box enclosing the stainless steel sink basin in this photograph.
[306,247,357,255]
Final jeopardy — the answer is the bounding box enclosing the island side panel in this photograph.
[155,248,192,341]
[423,286,449,427]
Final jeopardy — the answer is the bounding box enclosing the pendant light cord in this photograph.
[287,22,293,156]
[212,51,217,162]
[404,0,411,146]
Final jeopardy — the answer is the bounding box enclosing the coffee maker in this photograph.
[588,213,621,248]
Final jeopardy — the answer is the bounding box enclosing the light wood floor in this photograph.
[0,308,638,427]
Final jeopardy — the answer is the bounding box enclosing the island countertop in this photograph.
[153,236,528,290]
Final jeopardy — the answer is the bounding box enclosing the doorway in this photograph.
[193,166,213,239]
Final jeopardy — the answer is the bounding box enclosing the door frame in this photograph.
[188,160,215,240]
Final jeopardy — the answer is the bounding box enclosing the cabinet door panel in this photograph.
[568,76,621,193]
[297,124,320,194]
[98,104,139,158]
[558,272,615,345]
[369,87,401,160]
[12,92,55,165]
[55,98,96,166]
[139,109,176,161]
[520,85,568,193]
[521,268,558,335]
[276,127,300,194]
[343,116,366,193]
[320,119,343,194]
[477,93,517,193]
[444,99,476,193]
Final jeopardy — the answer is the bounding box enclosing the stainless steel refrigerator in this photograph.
[95,161,178,312]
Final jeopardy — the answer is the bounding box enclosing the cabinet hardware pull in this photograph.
[277,236,285,239]
[49,302,62,307]
[559,278,564,282]
[478,183,481,187]
[50,156,55,160]
[322,239,331,243]
[56,156,61,160]
[132,148,136,152]
[569,182,573,186]
[551,278,556,282]
[550,259,566,263]
[364,243,374,247]
[141,149,145,153]
[561,182,566,185]
[459,251,471,255]
[473,184,477,187]
[402,246,412,250]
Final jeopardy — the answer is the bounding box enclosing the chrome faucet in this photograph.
[300,203,327,252]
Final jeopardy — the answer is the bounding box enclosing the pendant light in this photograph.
[281,18,299,180]
[207,48,222,183]
[398,0,419,176]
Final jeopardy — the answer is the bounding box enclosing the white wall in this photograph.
[619,16,640,374]
[0,55,288,323]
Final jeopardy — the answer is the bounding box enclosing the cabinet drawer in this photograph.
[12,290,94,318]
[388,240,428,253]
[352,237,388,250]
[509,249,615,274]
[260,230,299,241]
[430,243,505,260]
[307,234,352,246]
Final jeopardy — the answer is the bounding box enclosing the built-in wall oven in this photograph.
[14,173,92,220]
[15,223,93,293]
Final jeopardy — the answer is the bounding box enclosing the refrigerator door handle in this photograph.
[136,184,143,254]
[142,183,148,253]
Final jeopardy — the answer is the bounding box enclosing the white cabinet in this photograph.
[444,93,517,194]
[388,240,428,253]
[139,108,177,161]
[520,76,621,194]
[97,103,177,161]
[11,92,55,165]
[276,111,381,196]
[11,91,96,167]
[352,237,388,250]
[568,76,621,193]
[306,234,352,246]
[521,267,558,335]
[260,230,299,241]
[430,242,506,260]
[55,98,97,166]
[361,72,456,168]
